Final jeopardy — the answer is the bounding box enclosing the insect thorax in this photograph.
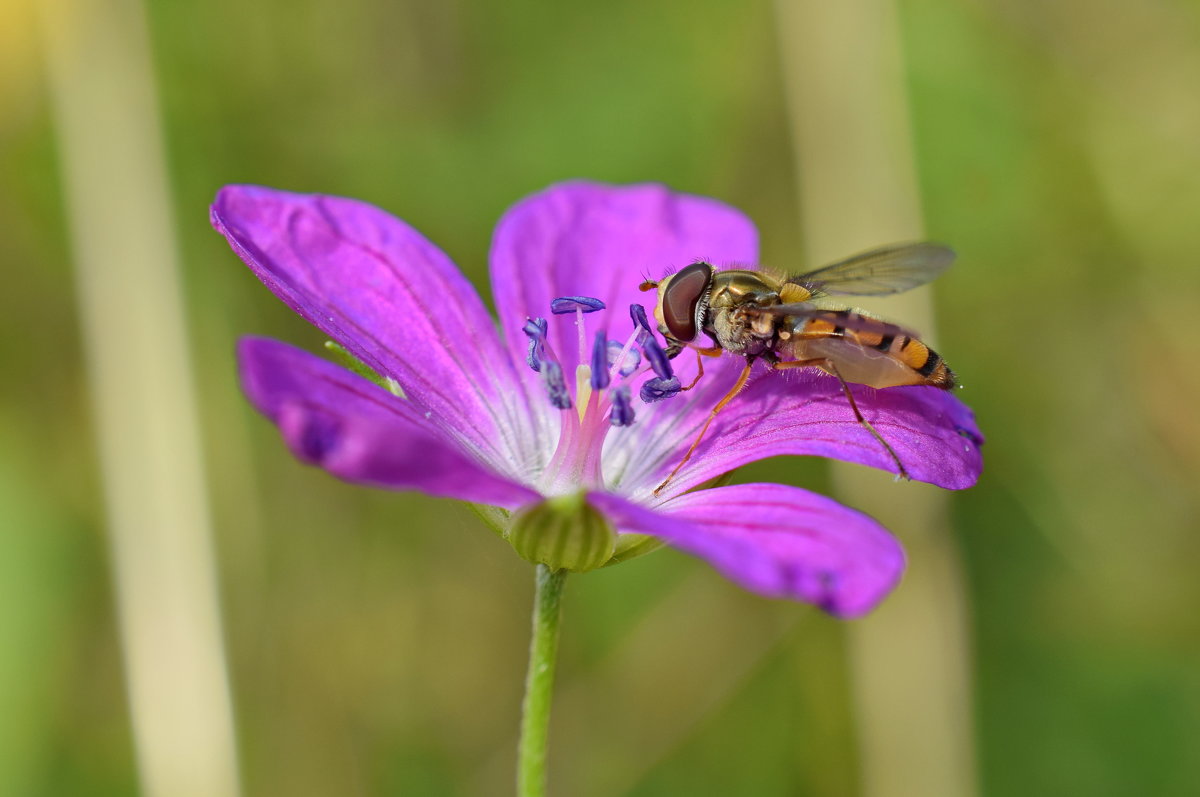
[705,271,783,355]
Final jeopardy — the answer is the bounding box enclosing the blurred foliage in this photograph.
[2,0,1199,795]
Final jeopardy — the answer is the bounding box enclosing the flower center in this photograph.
[521,297,682,493]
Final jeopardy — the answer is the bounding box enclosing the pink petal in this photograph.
[590,484,905,617]
[212,186,545,472]
[489,181,759,424]
[609,359,983,498]
[239,337,540,509]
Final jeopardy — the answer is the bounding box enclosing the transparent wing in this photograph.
[746,304,921,340]
[788,242,955,297]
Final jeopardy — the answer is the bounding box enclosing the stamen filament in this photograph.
[607,327,641,384]
[575,306,586,369]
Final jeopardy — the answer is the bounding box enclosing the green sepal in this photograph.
[506,493,616,573]
[468,503,510,538]
[604,533,665,566]
[324,341,405,397]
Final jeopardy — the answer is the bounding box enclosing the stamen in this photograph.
[542,360,572,409]
[633,302,652,333]
[523,317,548,372]
[576,306,587,367]
[590,332,610,390]
[550,296,606,314]
[607,340,640,377]
[640,376,682,403]
[641,335,674,380]
[609,386,635,426]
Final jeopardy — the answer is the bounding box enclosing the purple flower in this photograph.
[212,182,982,617]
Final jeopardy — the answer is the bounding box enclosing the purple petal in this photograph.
[490,182,758,424]
[590,485,905,617]
[239,337,540,509]
[212,186,547,469]
[609,358,983,497]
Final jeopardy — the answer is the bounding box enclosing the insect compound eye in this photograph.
[661,262,712,342]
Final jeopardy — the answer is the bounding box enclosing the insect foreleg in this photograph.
[772,358,911,481]
[681,346,723,391]
[653,359,754,496]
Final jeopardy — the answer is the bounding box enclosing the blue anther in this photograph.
[641,335,674,380]
[550,296,606,314]
[640,376,682,403]
[589,332,610,390]
[609,386,635,427]
[607,340,640,377]
[542,360,572,410]
[522,317,548,372]
[630,303,652,332]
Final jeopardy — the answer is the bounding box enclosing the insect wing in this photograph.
[788,242,955,297]
[748,304,920,340]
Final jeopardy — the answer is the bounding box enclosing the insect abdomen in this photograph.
[788,315,956,389]
[888,335,955,388]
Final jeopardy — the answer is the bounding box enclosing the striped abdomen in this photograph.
[784,311,956,389]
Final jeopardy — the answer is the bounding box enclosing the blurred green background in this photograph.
[3,0,1199,795]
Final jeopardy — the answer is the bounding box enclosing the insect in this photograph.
[640,242,958,495]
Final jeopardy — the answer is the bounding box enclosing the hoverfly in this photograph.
[640,242,958,495]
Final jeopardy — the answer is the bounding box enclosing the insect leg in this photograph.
[772,358,910,480]
[653,359,754,496]
[681,346,723,391]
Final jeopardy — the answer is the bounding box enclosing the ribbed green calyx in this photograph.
[507,493,616,572]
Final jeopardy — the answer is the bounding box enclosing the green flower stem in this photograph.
[517,564,568,797]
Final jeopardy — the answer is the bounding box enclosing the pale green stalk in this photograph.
[517,565,568,797]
